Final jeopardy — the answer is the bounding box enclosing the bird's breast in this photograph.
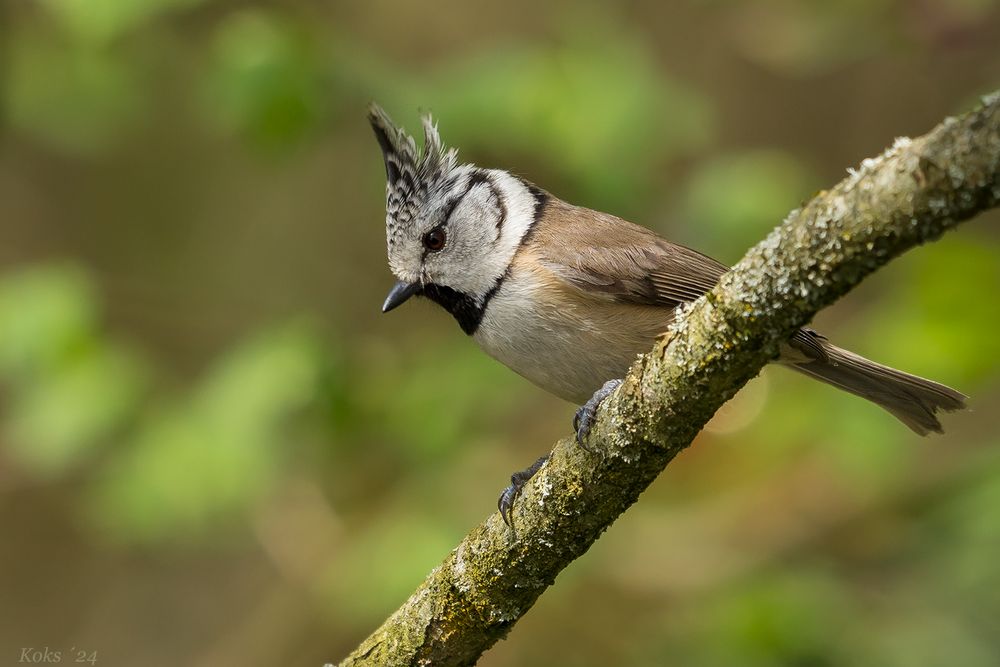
[473,268,673,404]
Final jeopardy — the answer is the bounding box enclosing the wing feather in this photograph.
[532,199,727,309]
[523,195,829,361]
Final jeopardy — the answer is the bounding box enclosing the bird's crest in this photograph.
[367,103,459,239]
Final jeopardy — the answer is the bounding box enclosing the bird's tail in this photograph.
[787,341,967,435]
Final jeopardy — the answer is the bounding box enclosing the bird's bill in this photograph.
[382,280,421,313]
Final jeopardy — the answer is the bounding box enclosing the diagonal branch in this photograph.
[339,92,1000,667]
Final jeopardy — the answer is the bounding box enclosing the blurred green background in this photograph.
[1,1,999,665]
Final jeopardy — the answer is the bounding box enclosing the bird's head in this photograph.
[368,104,542,332]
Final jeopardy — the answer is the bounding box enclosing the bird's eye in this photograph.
[423,227,447,252]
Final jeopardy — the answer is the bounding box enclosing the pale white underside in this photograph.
[474,264,667,404]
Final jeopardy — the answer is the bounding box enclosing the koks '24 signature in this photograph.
[19,647,97,664]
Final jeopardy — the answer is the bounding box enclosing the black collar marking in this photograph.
[517,178,548,247]
[525,181,549,219]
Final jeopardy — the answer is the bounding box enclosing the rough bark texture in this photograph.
[339,92,1000,667]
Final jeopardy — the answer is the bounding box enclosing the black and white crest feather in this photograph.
[368,103,458,243]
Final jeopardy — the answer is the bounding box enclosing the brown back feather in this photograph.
[530,198,728,309]
[528,197,828,359]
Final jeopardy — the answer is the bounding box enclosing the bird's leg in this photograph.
[497,454,549,529]
[574,378,623,445]
[497,379,622,529]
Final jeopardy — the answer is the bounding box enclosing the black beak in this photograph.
[382,280,421,313]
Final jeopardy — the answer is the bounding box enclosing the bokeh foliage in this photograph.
[1,1,998,666]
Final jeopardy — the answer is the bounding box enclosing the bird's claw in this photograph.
[574,379,623,445]
[497,454,548,529]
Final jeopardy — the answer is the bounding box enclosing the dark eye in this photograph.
[423,227,447,252]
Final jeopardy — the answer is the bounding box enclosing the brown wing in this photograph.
[531,198,728,309]
[530,197,828,360]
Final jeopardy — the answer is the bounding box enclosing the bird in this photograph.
[367,103,967,526]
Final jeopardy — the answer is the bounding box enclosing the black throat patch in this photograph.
[421,273,507,336]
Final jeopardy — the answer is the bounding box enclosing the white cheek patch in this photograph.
[453,184,504,246]
[489,170,538,258]
[387,166,539,301]
[421,170,538,300]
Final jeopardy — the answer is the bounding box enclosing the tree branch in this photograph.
[339,92,1000,667]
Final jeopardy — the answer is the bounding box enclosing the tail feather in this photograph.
[787,341,967,435]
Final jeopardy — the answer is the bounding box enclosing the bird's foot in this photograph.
[498,454,549,529]
[574,379,623,445]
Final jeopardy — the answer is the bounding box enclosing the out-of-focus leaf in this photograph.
[682,150,816,258]
[650,569,854,667]
[39,0,206,45]
[88,322,325,542]
[197,320,324,436]
[89,407,274,542]
[853,234,1000,386]
[374,19,713,214]
[355,339,524,460]
[0,265,150,476]
[920,451,1000,598]
[203,10,329,149]
[0,265,98,380]
[321,511,458,620]
[865,604,998,667]
[5,32,142,154]
[4,348,147,476]
[726,1,892,77]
